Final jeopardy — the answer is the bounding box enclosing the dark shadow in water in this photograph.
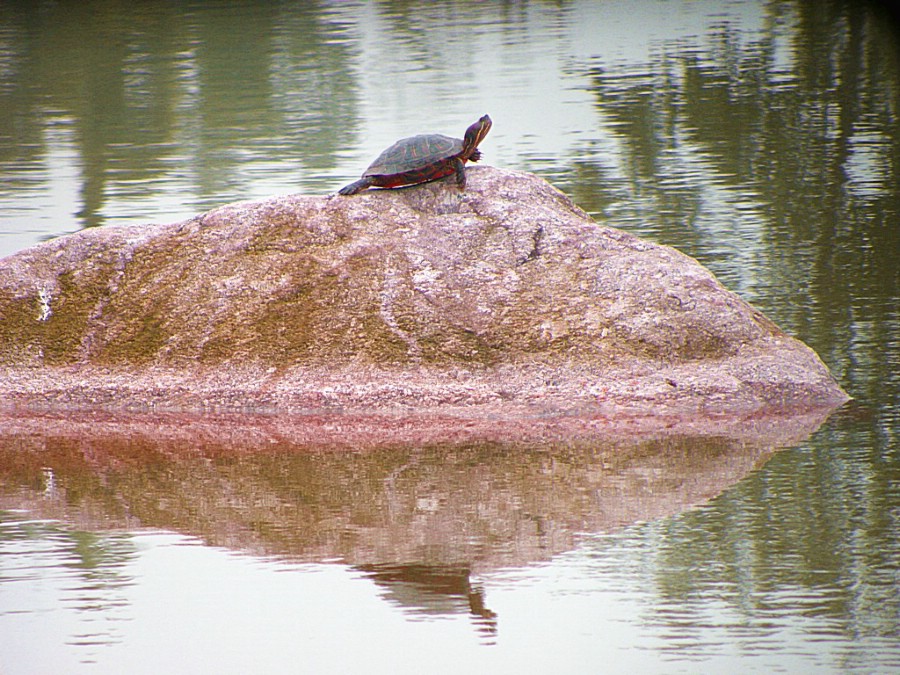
[358,562,498,640]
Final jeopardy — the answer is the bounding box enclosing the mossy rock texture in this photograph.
[0,167,848,418]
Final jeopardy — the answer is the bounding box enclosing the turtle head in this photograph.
[462,114,492,158]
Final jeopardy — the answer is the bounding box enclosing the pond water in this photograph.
[1,1,898,673]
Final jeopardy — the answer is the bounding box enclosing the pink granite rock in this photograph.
[0,167,848,421]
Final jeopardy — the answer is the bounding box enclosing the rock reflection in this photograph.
[0,409,834,575]
[0,407,839,634]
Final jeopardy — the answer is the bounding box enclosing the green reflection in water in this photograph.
[0,0,360,230]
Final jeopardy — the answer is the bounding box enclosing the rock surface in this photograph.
[0,166,848,423]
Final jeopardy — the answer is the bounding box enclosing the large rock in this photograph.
[0,167,848,421]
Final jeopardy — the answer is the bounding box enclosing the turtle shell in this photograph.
[364,134,462,178]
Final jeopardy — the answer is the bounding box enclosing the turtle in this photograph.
[337,114,492,195]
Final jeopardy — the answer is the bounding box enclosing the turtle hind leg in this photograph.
[338,177,374,195]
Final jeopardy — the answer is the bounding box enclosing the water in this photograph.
[2,423,894,674]
[1,1,898,672]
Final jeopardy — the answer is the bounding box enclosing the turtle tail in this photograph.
[338,177,374,195]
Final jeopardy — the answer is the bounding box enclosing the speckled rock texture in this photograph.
[0,167,848,424]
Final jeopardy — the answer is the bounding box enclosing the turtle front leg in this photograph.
[453,158,467,190]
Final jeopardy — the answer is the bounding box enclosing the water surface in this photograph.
[1,1,898,673]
